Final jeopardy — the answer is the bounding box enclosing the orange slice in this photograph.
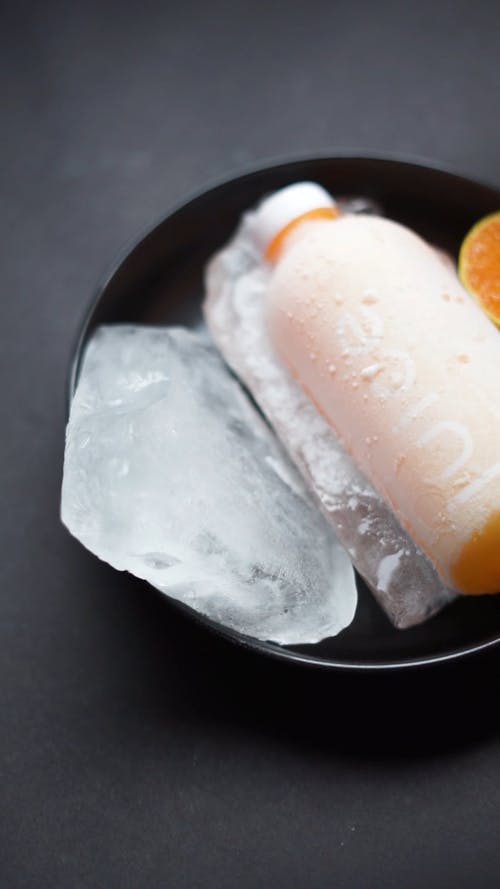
[458,211,500,326]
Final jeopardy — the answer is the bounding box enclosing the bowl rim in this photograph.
[167,596,500,672]
[68,152,500,672]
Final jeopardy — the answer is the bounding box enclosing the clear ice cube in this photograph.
[61,325,357,644]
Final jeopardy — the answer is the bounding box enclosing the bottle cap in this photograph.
[253,182,338,262]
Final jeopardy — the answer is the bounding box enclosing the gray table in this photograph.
[2,2,499,887]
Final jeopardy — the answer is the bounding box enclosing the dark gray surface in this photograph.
[1,2,499,888]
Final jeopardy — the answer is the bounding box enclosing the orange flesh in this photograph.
[459,213,500,324]
[456,215,500,590]
[451,511,500,594]
[265,206,339,262]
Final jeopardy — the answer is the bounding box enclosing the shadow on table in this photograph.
[173,619,499,761]
[71,550,499,762]
[122,576,500,761]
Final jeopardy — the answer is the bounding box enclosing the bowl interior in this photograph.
[72,156,500,669]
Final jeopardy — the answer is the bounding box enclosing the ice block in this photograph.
[257,184,500,595]
[61,326,357,645]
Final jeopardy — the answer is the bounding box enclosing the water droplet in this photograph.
[328,363,336,374]
[360,363,383,381]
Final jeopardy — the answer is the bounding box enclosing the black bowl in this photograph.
[71,154,500,671]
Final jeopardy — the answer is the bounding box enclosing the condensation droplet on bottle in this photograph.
[360,363,383,381]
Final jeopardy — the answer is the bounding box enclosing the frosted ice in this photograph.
[61,325,357,644]
[204,208,456,628]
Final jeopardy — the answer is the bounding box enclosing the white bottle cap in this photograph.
[253,182,337,259]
